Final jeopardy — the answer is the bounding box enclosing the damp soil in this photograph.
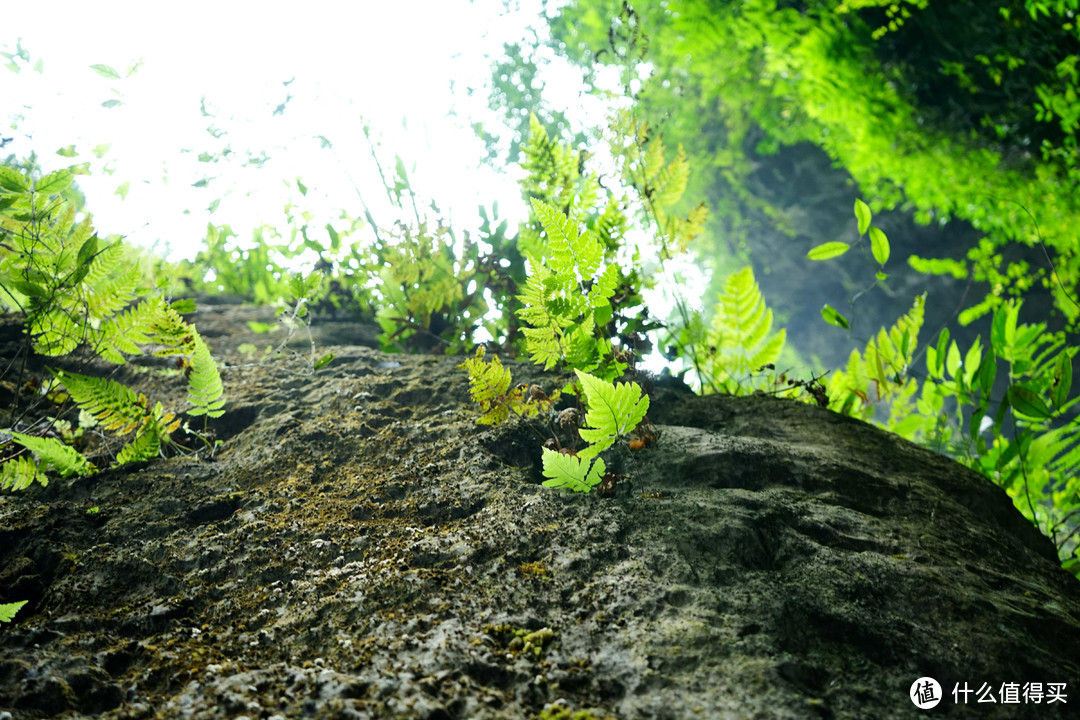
[1,302,1079,719]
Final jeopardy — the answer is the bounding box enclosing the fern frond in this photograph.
[0,454,48,491]
[459,346,513,423]
[704,266,786,391]
[8,432,96,478]
[575,369,649,459]
[186,331,225,418]
[530,198,603,280]
[89,297,164,363]
[116,426,162,465]
[541,448,606,492]
[52,369,147,434]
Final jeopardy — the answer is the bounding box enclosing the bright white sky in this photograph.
[0,0,609,264]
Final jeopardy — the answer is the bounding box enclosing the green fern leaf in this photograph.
[0,454,48,491]
[530,198,603,280]
[458,347,514,424]
[116,427,161,465]
[186,331,225,418]
[9,432,96,478]
[52,370,147,434]
[0,600,28,623]
[541,448,606,492]
[575,369,649,459]
[705,266,786,390]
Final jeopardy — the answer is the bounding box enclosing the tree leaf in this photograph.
[0,166,28,193]
[807,241,851,261]
[1008,385,1052,420]
[869,226,890,265]
[821,304,849,329]
[854,198,872,235]
[90,63,121,79]
[36,168,73,195]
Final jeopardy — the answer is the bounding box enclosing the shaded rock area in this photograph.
[1,302,1079,719]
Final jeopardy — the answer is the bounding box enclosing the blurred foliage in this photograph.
[550,0,1080,329]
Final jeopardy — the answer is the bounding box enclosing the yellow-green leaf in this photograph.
[869,226,890,265]
[807,241,851,261]
[854,198,872,235]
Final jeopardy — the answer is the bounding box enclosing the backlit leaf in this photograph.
[807,241,851,261]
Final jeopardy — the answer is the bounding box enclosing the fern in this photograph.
[702,266,787,393]
[185,332,226,418]
[0,454,47,491]
[574,369,650,460]
[458,347,555,425]
[827,294,925,423]
[50,370,181,465]
[541,449,607,493]
[52,370,148,434]
[517,199,622,378]
[0,600,27,623]
[540,370,648,492]
[8,432,96,478]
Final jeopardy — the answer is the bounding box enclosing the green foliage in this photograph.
[9,429,96,478]
[0,600,27,623]
[699,266,786,394]
[826,294,925,425]
[517,198,623,378]
[540,369,648,492]
[573,369,650,460]
[458,347,557,425]
[0,165,226,491]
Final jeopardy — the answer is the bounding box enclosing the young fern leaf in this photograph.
[704,267,786,392]
[517,200,621,377]
[8,432,96,478]
[186,332,225,418]
[52,370,148,434]
[540,371,648,493]
[541,449,606,492]
[459,347,512,424]
[575,369,650,460]
[0,453,48,491]
[116,425,162,466]
[458,347,556,425]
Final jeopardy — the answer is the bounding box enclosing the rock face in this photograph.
[1,303,1078,719]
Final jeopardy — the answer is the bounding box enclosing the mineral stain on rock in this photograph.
[1,303,1078,719]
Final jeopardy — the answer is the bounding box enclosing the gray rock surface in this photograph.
[1,304,1078,719]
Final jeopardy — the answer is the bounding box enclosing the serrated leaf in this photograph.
[575,370,649,458]
[807,241,851,261]
[854,198,872,235]
[0,166,28,193]
[0,601,28,623]
[90,63,121,79]
[541,448,605,492]
[1008,385,1052,420]
[821,304,849,329]
[36,169,73,197]
[115,181,130,200]
[55,145,78,158]
[869,226,890,265]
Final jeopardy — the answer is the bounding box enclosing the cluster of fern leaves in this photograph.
[0,166,225,492]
